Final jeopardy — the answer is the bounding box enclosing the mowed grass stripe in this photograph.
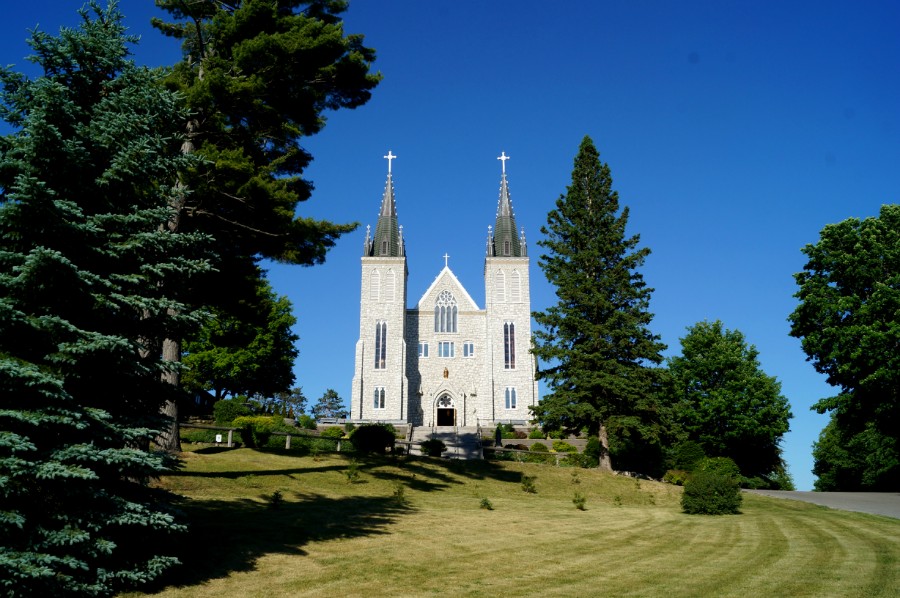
[132,448,900,598]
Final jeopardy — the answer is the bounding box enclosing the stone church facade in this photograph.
[350,152,538,427]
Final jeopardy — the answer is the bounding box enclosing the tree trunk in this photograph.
[155,336,183,453]
[597,422,613,471]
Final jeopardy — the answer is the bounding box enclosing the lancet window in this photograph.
[434,290,458,333]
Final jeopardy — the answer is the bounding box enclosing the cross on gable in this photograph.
[443,253,450,268]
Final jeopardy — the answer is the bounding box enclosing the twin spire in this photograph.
[364,151,526,259]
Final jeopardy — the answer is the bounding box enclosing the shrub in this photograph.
[681,471,743,515]
[548,429,566,440]
[584,436,601,459]
[697,456,741,480]
[392,482,406,505]
[420,438,446,457]
[297,414,317,430]
[349,424,396,455]
[479,497,494,510]
[232,415,278,448]
[498,423,518,439]
[552,440,578,453]
[663,469,690,486]
[530,442,549,452]
[528,428,545,439]
[180,427,219,444]
[521,474,537,493]
[344,422,356,433]
[321,426,344,439]
[672,440,706,471]
[213,397,251,425]
[526,442,552,464]
[573,491,587,510]
[345,460,361,483]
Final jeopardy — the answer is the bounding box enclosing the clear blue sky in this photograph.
[3,1,898,491]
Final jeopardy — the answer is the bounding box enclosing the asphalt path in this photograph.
[745,490,900,519]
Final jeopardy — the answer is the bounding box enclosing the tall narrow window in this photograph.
[510,270,522,303]
[494,270,506,303]
[386,269,396,303]
[374,321,387,369]
[504,240,510,256]
[504,321,516,369]
[370,270,381,301]
[434,290,458,332]
[505,387,517,409]
[418,342,429,358]
[373,387,385,409]
[381,240,388,255]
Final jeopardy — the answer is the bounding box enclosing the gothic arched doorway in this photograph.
[436,394,455,426]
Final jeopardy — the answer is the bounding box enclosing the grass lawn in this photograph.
[129,447,900,598]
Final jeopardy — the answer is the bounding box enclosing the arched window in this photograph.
[510,270,521,303]
[374,321,387,369]
[370,270,381,302]
[494,270,506,303]
[386,268,396,302]
[374,387,385,409]
[504,321,515,369]
[434,290,458,332]
[505,387,517,409]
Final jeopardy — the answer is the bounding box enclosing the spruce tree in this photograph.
[0,3,212,594]
[532,136,666,470]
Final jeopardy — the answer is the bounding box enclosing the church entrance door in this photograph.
[436,408,455,426]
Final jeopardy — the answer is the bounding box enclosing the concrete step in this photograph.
[408,426,482,460]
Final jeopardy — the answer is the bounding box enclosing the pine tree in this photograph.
[312,389,349,420]
[0,3,212,594]
[149,0,381,450]
[531,136,666,470]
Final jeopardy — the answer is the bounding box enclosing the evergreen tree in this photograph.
[148,0,381,450]
[0,3,212,595]
[531,136,666,470]
[668,320,793,483]
[312,388,349,420]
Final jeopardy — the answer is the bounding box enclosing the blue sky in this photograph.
[3,1,898,490]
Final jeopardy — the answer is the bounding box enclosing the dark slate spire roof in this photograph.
[366,152,404,257]
[489,152,525,257]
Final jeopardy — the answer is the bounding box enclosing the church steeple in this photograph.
[488,151,525,257]
[366,151,404,257]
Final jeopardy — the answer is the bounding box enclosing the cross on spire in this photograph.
[384,150,396,174]
[498,151,510,174]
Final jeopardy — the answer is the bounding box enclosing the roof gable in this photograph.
[415,267,480,310]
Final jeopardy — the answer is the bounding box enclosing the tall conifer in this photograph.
[0,3,212,593]
[532,136,666,470]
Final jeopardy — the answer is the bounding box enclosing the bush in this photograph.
[663,469,690,486]
[349,424,396,455]
[213,397,251,425]
[573,491,587,510]
[672,440,706,471]
[552,440,578,453]
[497,423,517,439]
[321,426,344,439]
[297,414,317,430]
[528,428,545,439]
[232,415,283,448]
[344,422,356,433]
[521,474,537,493]
[180,427,219,444]
[697,456,741,480]
[548,429,566,440]
[681,471,743,515]
[530,442,549,452]
[419,438,446,457]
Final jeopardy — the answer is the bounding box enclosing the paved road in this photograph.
[745,490,900,519]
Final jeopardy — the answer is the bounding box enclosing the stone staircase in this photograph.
[409,426,483,460]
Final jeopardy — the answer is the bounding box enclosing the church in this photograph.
[350,152,538,428]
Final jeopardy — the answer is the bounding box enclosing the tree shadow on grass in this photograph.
[147,492,412,592]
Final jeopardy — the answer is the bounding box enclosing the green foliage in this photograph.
[528,428,545,439]
[681,471,743,515]
[531,136,667,470]
[530,442,550,452]
[573,491,587,510]
[552,441,578,453]
[0,4,213,594]
[392,482,406,505]
[232,415,282,448]
[183,277,299,401]
[548,429,566,440]
[344,422,357,433]
[349,424,396,455]
[668,320,792,479]
[521,474,537,494]
[181,428,220,444]
[214,397,253,425]
[345,460,361,484]
[789,205,900,491]
[312,388,349,420]
[672,441,707,471]
[321,426,345,439]
[479,497,494,510]
[497,423,518,439]
[663,470,690,486]
[696,457,741,480]
[420,439,446,457]
[268,490,284,509]
[297,414,318,430]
